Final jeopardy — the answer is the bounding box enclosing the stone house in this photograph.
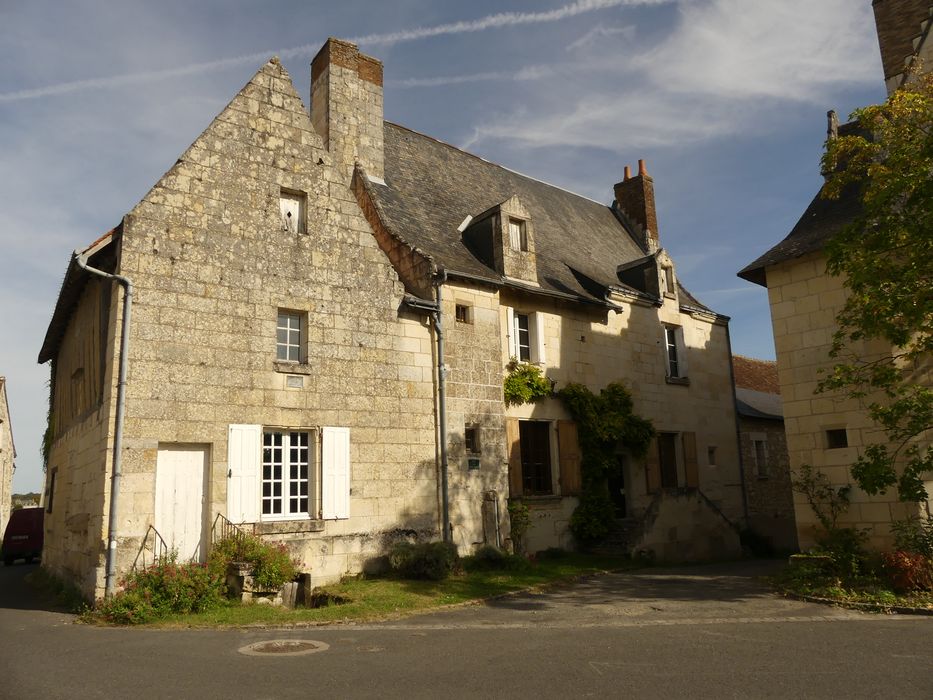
[738,1,933,550]
[732,356,797,552]
[40,38,744,601]
[0,377,15,538]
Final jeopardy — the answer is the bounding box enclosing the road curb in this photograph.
[782,591,933,616]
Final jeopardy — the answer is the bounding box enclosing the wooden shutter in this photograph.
[531,311,547,365]
[644,436,661,494]
[505,307,517,359]
[227,424,261,524]
[557,420,581,496]
[682,431,699,488]
[506,418,523,497]
[322,426,351,519]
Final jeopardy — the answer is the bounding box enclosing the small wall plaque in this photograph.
[467,457,481,470]
[286,375,304,389]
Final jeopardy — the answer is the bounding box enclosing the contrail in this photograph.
[392,65,556,89]
[0,0,669,103]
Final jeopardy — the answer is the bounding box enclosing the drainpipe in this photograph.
[724,322,749,525]
[433,269,451,543]
[75,250,133,599]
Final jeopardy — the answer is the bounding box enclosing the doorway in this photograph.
[155,444,209,562]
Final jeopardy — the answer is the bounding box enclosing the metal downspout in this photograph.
[75,251,133,599]
[433,270,451,543]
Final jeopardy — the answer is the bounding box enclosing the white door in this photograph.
[155,445,208,562]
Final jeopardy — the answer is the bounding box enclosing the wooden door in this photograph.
[155,445,208,562]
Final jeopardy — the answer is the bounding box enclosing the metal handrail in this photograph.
[131,524,169,572]
[211,513,252,559]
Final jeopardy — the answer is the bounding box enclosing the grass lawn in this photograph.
[140,553,636,628]
[771,560,933,610]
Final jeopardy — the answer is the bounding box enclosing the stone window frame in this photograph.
[274,309,310,373]
[464,424,481,454]
[825,428,849,450]
[279,187,307,234]
[662,266,676,298]
[455,303,473,324]
[750,433,769,479]
[519,420,554,496]
[508,217,528,252]
[663,325,689,385]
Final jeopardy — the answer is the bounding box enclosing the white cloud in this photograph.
[464,0,880,153]
[0,0,671,103]
[566,24,635,51]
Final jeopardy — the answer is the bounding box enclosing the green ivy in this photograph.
[557,382,655,543]
[503,360,552,405]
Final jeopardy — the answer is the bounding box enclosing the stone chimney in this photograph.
[614,159,659,253]
[311,38,384,181]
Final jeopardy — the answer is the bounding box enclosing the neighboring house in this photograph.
[41,38,744,601]
[732,356,797,552]
[738,1,933,550]
[0,377,15,538]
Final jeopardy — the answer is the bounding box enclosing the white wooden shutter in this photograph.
[322,427,351,520]
[505,307,517,359]
[531,311,546,365]
[227,424,261,524]
[676,328,688,377]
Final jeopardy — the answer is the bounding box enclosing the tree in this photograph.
[818,70,933,503]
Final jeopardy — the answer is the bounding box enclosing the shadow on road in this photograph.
[484,559,787,612]
[0,561,79,614]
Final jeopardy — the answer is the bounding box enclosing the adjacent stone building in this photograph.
[0,377,15,538]
[738,1,933,550]
[40,38,745,601]
[732,356,796,552]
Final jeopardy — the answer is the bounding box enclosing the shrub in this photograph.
[570,492,614,543]
[208,533,298,591]
[882,550,933,592]
[890,517,933,558]
[462,545,529,572]
[814,527,869,579]
[95,557,226,624]
[388,541,459,580]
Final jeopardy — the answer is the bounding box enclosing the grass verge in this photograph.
[99,552,635,628]
[25,567,89,613]
[771,561,933,610]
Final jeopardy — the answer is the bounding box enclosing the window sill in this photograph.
[273,361,313,375]
[255,519,324,535]
[665,375,690,386]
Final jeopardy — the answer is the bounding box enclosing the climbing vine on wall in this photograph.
[557,382,655,543]
[503,360,552,406]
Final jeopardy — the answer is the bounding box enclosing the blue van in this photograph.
[2,507,44,565]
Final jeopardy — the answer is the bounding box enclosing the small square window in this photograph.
[464,425,480,454]
[276,310,305,363]
[455,304,472,324]
[280,189,306,234]
[826,429,848,449]
[508,218,528,252]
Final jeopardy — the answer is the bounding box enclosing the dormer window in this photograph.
[662,266,675,296]
[508,218,528,252]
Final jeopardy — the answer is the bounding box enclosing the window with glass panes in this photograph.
[664,326,680,378]
[276,311,302,362]
[262,430,312,517]
[513,313,531,361]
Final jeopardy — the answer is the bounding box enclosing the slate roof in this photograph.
[372,123,715,312]
[873,0,933,84]
[735,387,783,421]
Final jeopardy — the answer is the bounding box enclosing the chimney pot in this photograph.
[638,159,647,176]
[623,165,632,180]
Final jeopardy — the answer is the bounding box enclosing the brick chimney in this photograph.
[614,159,659,253]
[311,38,384,181]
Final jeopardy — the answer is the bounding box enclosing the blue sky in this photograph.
[0,0,886,492]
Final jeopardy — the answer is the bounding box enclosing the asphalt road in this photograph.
[1,560,930,699]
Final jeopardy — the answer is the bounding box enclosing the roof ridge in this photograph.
[384,121,609,207]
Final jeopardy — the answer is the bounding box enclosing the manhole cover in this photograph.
[239,640,330,657]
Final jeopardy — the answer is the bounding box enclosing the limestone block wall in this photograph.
[100,58,441,591]
[500,285,743,551]
[442,282,509,551]
[739,415,797,552]
[766,252,930,550]
[42,280,119,599]
[0,381,15,540]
